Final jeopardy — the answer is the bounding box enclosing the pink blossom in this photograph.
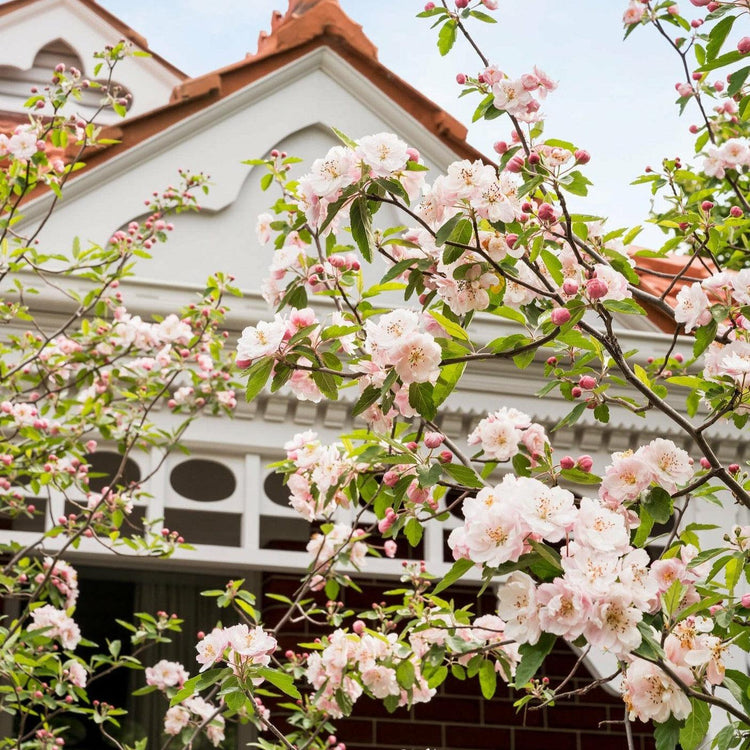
[196,628,229,672]
[637,438,693,492]
[145,659,189,690]
[355,133,409,178]
[622,658,692,723]
[673,282,711,332]
[497,572,541,645]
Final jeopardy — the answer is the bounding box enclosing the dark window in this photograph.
[84,452,141,493]
[169,459,236,502]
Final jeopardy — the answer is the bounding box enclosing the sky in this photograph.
[91,1,711,244]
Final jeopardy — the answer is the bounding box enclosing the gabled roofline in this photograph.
[17,46,487,225]
[0,0,187,80]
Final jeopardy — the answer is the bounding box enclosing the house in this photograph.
[0,0,742,747]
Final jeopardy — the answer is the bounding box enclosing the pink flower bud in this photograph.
[406,147,420,162]
[667,4,678,14]
[506,155,525,173]
[586,277,609,300]
[456,73,467,85]
[729,463,740,474]
[731,206,743,218]
[578,375,597,390]
[551,307,571,326]
[383,470,399,487]
[562,279,580,295]
[741,594,750,608]
[353,620,366,634]
[528,151,540,165]
[493,140,508,154]
[559,456,575,470]
[714,80,724,91]
[739,37,750,55]
[688,124,698,134]
[424,1,435,8]
[455,0,469,7]
[574,149,590,164]
[439,450,453,463]
[424,432,445,449]
[571,386,582,398]
[505,233,518,248]
[709,604,722,615]
[537,203,556,222]
[406,441,419,451]
[577,455,594,472]
[700,457,711,470]
[546,356,557,366]
[384,540,398,558]
[701,200,714,211]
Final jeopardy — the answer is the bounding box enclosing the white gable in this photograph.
[0,0,181,121]
[19,47,465,293]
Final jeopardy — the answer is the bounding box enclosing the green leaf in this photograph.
[442,219,474,264]
[429,310,469,340]
[311,370,338,400]
[514,633,555,686]
[352,386,381,417]
[350,197,373,262]
[706,15,736,62]
[678,698,710,750]
[408,381,437,420]
[559,468,602,485]
[260,173,273,191]
[478,659,497,699]
[244,358,274,402]
[433,362,465,407]
[633,507,655,548]
[438,20,458,56]
[698,49,746,72]
[432,558,474,595]
[443,463,484,489]
[404,517,423,546]
[559,170,592,197]
[728,65,750,97]
[552,402,587,431]
[396,659,416,689]
[693,319,718,357]
[331,127,358,149]
[642,487,673,525]
[435,214,462,246]
[469,9,497,23]
[654,716,681,750]
[256,667,301,699]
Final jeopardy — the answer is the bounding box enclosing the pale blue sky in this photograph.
[93,3,725,241]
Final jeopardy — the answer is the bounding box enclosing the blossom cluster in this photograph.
[195,623,277,675]
[703,137,750,180]
[283,431,356,521]
[307,523,369,577]
[164,695,225,746]
[490,65,556,124]
[29,604,81,650]
[306,629,434,718]
[467,406,550,462]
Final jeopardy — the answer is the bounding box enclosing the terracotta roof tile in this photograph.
[633,253,716,332]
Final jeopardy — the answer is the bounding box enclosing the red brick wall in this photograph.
[263,574,657,750]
